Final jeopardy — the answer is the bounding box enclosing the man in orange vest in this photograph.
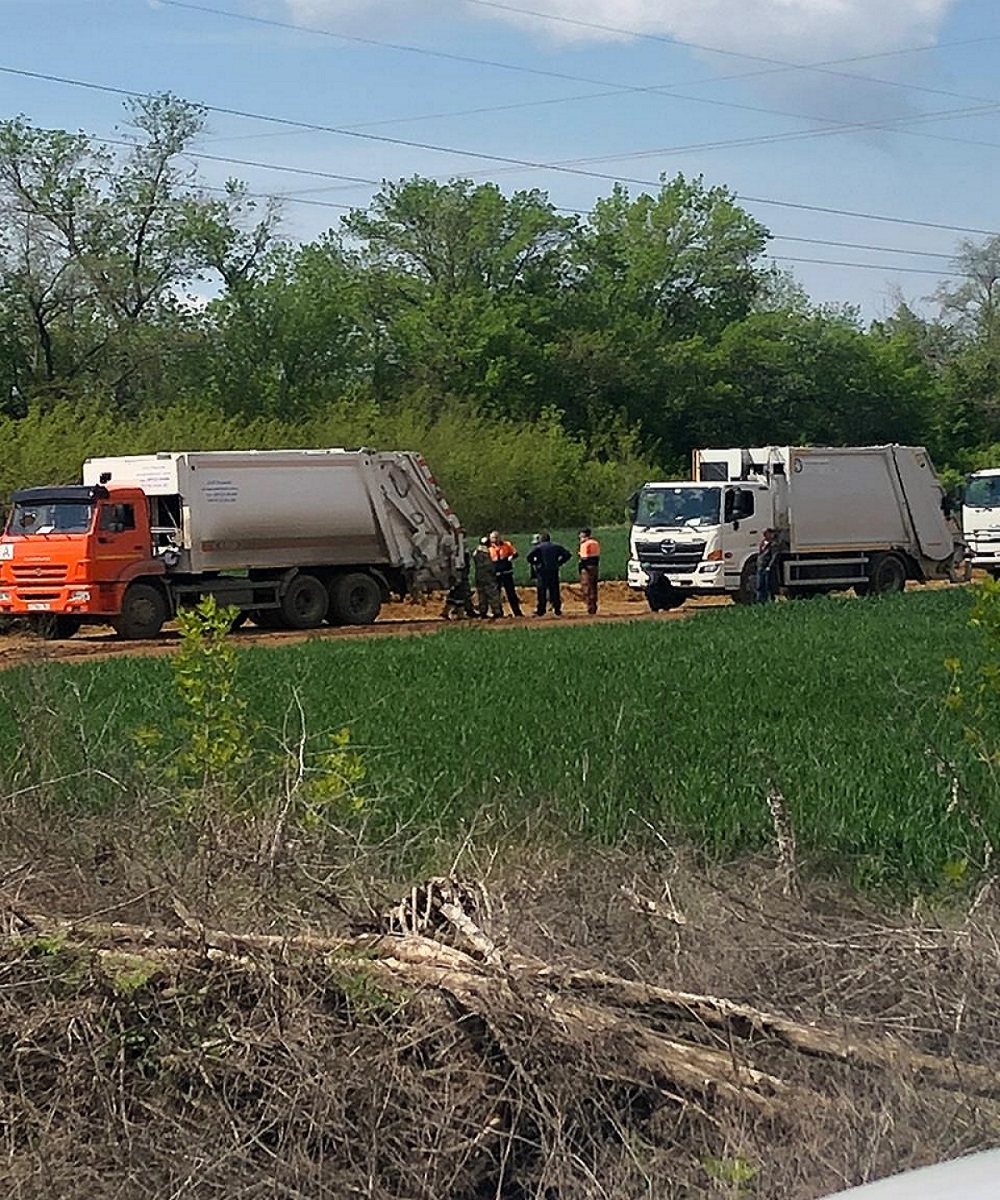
[488,529,522,617]
[578,528,601,615]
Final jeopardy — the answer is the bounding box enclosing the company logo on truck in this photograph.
[202,479,239,503]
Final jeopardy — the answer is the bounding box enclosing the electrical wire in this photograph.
[1,63,997,238]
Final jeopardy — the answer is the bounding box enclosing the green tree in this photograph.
[0,94,277,410]
[549,175,770,449]
[342,176,574,412]
[200,237,370,418]
[929,237,1000,451]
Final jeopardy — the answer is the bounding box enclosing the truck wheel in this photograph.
[864,553,907,596]
[113,583,169,640]
[329,572,382,625]
[280,573,328,630]
[29,614,81,640]
[733,558,757,605]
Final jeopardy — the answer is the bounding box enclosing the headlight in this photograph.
[69,589,91,602]
[0,591,10,603]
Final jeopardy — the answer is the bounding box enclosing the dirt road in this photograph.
[0,582,731,670]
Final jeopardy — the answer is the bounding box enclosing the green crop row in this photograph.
[0,588,994,893]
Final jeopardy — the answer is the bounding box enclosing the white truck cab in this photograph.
[962,468,1000,577]
[627,478,772,608]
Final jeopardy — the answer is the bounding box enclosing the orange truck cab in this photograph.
[0,484,164,639]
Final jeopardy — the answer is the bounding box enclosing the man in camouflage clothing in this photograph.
[472,536,502,619]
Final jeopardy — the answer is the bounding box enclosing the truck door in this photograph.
[92,500,147,582]
[722,487,766,585]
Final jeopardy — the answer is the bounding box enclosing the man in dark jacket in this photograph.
[756,527,780,603]
[526,532,571,616]
[472,536,502,619]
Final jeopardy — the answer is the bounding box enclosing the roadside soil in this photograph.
[0,575,963,671]
[0,581,730,670]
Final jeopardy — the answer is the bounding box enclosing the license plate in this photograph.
[27,602,51,611]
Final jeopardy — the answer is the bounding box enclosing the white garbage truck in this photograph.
[961,468,1000,578]
[0,448,464,638]
[627,445,967,610]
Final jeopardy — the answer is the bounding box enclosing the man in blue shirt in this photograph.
[527,532,571,616]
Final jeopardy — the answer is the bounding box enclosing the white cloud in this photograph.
[486,1,957,63]
[285,1,958,62]
[282,0,961,124]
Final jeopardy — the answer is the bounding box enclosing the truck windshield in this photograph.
[635,487,721,528]
[8,501,94,536]
[965,477,1000,508]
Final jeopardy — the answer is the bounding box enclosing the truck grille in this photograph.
[11,564,69,584]
[636,540,706,571]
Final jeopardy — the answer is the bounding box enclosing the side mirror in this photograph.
[627,491,639,521]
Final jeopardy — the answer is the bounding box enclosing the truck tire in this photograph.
[862,553,906,597]
[29,614,81,640]
[733,558,757,605]
[113,582,169,640]
[329,572,382,625]
[280,573,328,630]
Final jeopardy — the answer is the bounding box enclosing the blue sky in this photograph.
[1,0,998,320]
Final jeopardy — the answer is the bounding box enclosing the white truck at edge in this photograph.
[627,445,966,610]
[961,468,1000,577]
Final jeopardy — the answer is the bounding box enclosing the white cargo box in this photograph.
[786,446,954,561]
[83,449,462,583]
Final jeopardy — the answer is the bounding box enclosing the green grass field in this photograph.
[1,587,995,891]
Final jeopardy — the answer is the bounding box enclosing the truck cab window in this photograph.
[100,504,135,533]
[965,477,1000,508]
[636,487,721,527]
[8,501,93,535]
[724,489,755,522]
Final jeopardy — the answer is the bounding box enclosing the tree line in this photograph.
[1,94,998,528]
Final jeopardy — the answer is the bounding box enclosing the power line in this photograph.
[2,63,997,239]
[166,0,1000,114]
[769,254,963,277]
[462,0,1000,108]
[157,0,1000,165]
[772,235,954,261]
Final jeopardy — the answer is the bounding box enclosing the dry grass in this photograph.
[1,804,999,1199]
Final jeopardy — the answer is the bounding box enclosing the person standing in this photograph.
[441,550,476,620]
[578,528,601,615]
[527,532,571,616]
[472,536,502,619]
[489,529,522,617]
[756,527,779,603]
